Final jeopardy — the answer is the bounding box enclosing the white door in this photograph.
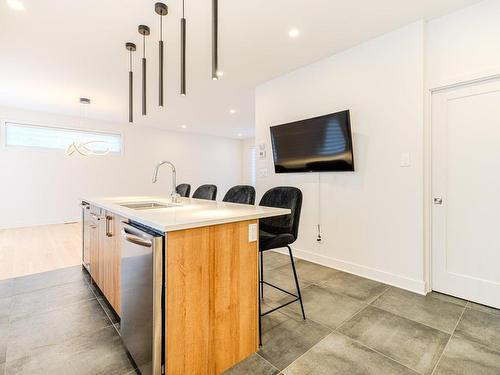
[432,77,500,309]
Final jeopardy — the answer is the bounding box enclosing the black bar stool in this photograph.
[176,184,191,197]
[223,185,256,205]
[192,184,217,200]
[258,186,305,345]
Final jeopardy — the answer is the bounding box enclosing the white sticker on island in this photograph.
[248,223,258,242]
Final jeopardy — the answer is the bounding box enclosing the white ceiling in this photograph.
[0,0,481,138]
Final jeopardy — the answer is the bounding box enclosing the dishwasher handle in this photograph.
[121,228,153,248]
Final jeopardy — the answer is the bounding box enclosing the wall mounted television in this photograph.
[270,110,355,173]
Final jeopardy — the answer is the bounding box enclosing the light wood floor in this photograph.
[0,222,82,281]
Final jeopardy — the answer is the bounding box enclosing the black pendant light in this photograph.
[180,0,186,96]
[138,25,150,116]
[125,42,136,123]
[155,3,168,107]
[124,1,226,119]
[212,0,218,80]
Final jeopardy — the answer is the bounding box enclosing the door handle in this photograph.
[434,197,443,205]
[121,228,153,247]
[106,216,113,237]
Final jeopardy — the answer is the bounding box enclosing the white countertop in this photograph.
[82,196,291,233]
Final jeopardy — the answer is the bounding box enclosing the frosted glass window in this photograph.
[4,122,122,153]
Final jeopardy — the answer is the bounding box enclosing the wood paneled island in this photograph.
[81,196,289,375]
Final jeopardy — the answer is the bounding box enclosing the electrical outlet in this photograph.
[316,224,323,244]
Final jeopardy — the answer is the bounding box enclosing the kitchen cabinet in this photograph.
[99,212,122,314]
[166,220,259,374]
[84,204,123,315]
[82,196,289,375]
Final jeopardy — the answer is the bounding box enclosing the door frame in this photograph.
[424,69,500,294]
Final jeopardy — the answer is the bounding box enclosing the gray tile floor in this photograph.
[1,252,500,374]
[0,266,135,375]
[225,251,500,375]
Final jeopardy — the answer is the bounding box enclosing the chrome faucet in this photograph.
[152,161,180,202]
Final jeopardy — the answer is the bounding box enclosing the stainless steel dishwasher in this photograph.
[121,222,164,375]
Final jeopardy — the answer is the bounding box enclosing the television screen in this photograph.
[270,110,355,173]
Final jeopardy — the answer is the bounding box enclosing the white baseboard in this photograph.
[274,246,427,295]
[0,217,81,230]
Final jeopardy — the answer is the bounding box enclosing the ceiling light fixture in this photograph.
[180,0,187,96]
[229,109,236,114]
[288,28,300,38]
[155,3,168,108]
[181,125,187,129]
[66,99,111,157]
[237,133,243,137]
[7,0,24,11]
[122,1,225,119]
[212,0,219,81]
[138,25,150,116]
[125,42,136,123]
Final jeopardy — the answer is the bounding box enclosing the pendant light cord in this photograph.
[180,0,186,96]
[317,172,322,242]
[143,34,146,58]
[159,14,163,42]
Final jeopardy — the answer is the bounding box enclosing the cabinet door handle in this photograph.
[106,216,113,237]
[90,224,97,229]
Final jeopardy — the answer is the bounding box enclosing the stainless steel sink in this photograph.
[119,202,177,210]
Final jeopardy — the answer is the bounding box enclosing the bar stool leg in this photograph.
[258,271,262,346]
[259,251,264,300]
[288,246,306,320]
[258,250,263,346]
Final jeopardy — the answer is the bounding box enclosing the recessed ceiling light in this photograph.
[237,133,243,137]
[288,28,300,38]
[7,0,25,11]
[181,125,187,129]
[229,109,236,114]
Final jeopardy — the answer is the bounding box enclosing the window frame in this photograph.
[1,120,124,155]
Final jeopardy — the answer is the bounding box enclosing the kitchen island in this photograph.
[81,196,290,375]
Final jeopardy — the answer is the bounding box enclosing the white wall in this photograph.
[255,0,500,295]
[426,0,500,87]
[256,22,426,293]
[423,0,500,289]
[0,107,243,229]
[241,138,256,186]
